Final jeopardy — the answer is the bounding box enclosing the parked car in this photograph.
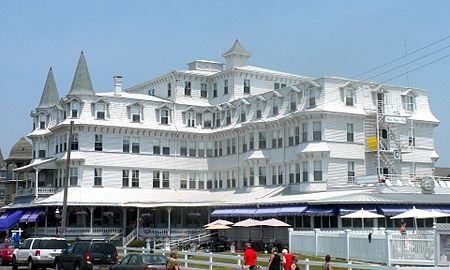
[0,243,14,265]
[12,237,68,270]
[110,254,168,270]
[54,240,118,270]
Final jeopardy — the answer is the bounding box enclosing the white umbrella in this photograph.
[203,219,234,227]
[233,218,262,241]
[391,206,436,231]
[341,208,384,231]
[205,224,231,230]
[259,218,291,227]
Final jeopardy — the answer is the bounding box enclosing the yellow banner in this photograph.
[367,137,377,150]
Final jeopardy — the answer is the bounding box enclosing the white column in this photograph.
[35,168,39,199]
[89,207,95,234]
[167,207,172,236]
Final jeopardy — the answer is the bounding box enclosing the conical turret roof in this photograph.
[0,148,6,169]
[37,67,60,109]
[222,39,251,57]
[68,51,95,96]
[8,137,32,161]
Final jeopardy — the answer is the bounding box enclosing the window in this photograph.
[405,94,415,112]
[180,141,187,156]
[153,171,160,188]
[180,173,187,189]
[348,161,355,183]
[162,146,170,155]
[259,131,266,149]
[225,110,231,125]
[307,89,317,108]
[71,102,80,118]
[295,126,300,145]
[224,79,229,95]
[198,142,205,157]
[314,161,323,181]
[153,145,160,155]
[249,168,255,186]
[206,142,213,157]
[256,103,262,119]
[249,133,254,150]
[95,103,106,119]
[185,111,195,127]
[240,108,246,123]
[39,116,46,129]
[344,88,355,106]
[70,167,78,186]
[272,100,279,116]
[130,106,141,123]
[409,127,415,146]
[313,122,322,141]
[302,161,308,182]
[122,170,129,187]
[95,134,103,151]
[71,134,79,150]
[184,81,191,96]
[215,112,221,128]
[272,166,277,185]
[274,83,280,90]
[226,139,231,155]
[123,137,130,153]
[38,150,46,158]
[231,138,236,154]
[302,123,308,142]
[290,94,297,112]
[189,141,196,157]
[167,83,171,97]
[347,123,354,142]
[203,112,212,128]
[201,83,208,98]
[296,163,301,183]
[219,141,223,156]
[278,165,283,184]
[94,168,102,186]
[244,79,250,94]
[162,171,170,188]
[259,167,266,185]
[148,89,155,96]
[131,170,139,187]
[213,83,218,98]
[189,174,196,189]
[242,135,247,153]
[272,130,282,148]
[131,137,140,153]
[161,109,169,125]
[288,128,294,146]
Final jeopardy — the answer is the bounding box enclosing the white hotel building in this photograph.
[4,40,447,242]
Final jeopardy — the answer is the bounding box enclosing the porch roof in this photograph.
[14,158,57,172]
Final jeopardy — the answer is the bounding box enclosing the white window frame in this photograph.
[71,102,80,118]
[95,102,106,120]
[405,94,415,112]
[344,88,355,106]
[348,161,355,183]
[130,106,142,123]
[160,109,170,125]
[200,83,208,98]
[94,168,102,186]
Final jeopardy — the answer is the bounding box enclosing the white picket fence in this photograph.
[289,228,437,266]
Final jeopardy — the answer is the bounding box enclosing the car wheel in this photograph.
[12,256,18,270]
[27,259,35,270]
[0,257,4,266]
[55,261,62,270]
[74,263,81,270]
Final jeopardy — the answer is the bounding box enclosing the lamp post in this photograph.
[55,208,61,236]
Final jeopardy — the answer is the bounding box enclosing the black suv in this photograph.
[54,241,118,270]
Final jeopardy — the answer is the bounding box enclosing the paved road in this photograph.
[0,266,54,270]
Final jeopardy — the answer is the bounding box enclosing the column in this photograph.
[137,208,140,241]
[89,207,95,234]
[35,168,39,199]
[167,207,172,236]
[122,208,127,237]
[44,207,48,234]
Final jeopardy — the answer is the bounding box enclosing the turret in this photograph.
[222,39,251,69]
[68,51,95,96]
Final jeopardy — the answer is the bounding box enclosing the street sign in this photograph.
[385,116,407,124]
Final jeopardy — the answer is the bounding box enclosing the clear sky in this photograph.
[1,0,449,166]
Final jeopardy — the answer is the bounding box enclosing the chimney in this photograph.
[113,75,123,96]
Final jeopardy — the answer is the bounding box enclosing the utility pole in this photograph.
[61,121,74,236]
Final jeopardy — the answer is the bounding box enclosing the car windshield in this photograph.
[91,243,116,254]
[141,255,167,264]
[35,240,68,249]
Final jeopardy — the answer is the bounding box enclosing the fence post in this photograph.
[288,228,294,252]
[184,253,188,268]
[385,230,392,266]
[304,258,310,270]
[345,229,351,261]
[237,254,242,267]
[434,226,439,266]
[314,229,320,256]
[209,252,213,270]
[347,261,352,270]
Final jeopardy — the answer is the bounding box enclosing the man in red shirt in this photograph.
[243,243,257,270]
[282,248,292,270]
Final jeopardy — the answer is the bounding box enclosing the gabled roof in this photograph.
[401,88,419,96]
[37,67,60,109]
[222,39,251,57]
[68,52,95,96]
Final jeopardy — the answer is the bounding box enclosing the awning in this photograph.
[377,206,409,216]
[27,210,45,222]
[232,208,257,217]
[305,206,337,216]
[277,206,307,216]
[253,208,281,217]
[211,209,235,217]
[0,210,24,231]
[19,210,34,223]
[339,205,377,215]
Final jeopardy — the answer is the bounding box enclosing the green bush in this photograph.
[128,240,146,247]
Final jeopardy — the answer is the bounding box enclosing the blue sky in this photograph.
[1,0,449,166]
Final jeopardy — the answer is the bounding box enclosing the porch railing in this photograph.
[33,227,122,237]
[16,187,57,197]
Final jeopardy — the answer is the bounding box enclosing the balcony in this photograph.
[16,187,57,197]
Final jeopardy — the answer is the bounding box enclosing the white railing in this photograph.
[138,228,206,238]
[34,227,122,236]
[123,228,137,247]
[117,247,403,270]
[16,187,57,197]
[290,228,437,266]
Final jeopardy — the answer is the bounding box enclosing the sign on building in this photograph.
[367,137,377,151]
[385,116,407,124]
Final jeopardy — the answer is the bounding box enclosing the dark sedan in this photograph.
[110,254,168,270]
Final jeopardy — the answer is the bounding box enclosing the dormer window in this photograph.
[345,88,355,106]
[274,83,287,90]
[156,105,171,125]
[307,89,317,108]
[240,108,246,123]
[214,112,221,128]
[272,100,279,116]
[225,110,231,126]
[185,111,195,127]
[39,115,46,129]
[131,106,142,122]
[290,93,297,112]
[161,109,169,125]
[71,102,80,118]
[405,94,415,112]
[95,102,106,119]
[185,81,191,96]
[256,103,262,119]
[203,112,212,128]
[244,79,250,94]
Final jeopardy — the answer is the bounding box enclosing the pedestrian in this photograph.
[243,243,257,270]
[400,221,407,235]
[267,247,282,270]
[322,255,332,270]
[290,255,302,270]
[166,251,180,270]
[282,248,292,270]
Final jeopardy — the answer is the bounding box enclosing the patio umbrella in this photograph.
[260,218,291,242]
[341,208,384,231]
[203,219,234,227]
[391,206,436,231]
[205,224,231,230]
[232,218,262,241]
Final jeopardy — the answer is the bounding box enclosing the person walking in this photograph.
[282,248,292,270]
[322,255,333,270]
[243,243,257,270]
[267,247,282,270]
[166,251,180,270]
[290,255,302,270]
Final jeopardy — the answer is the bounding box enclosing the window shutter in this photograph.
[170,109,173,123]
[155,109,160,123]
[91,103,95,117]
[127,106,131,119]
